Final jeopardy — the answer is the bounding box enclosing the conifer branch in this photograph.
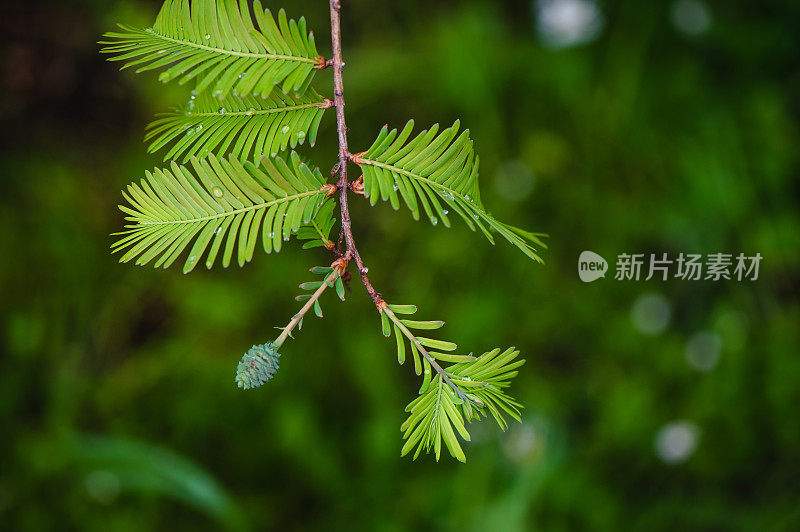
[103,0,539,462]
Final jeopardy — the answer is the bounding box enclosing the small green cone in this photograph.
[235,343,280,389]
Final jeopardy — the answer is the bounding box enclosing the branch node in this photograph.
[320,183,338,197]
[313,55,329,69]
[331,255,350,276]
[316,98,335,109]
[348,151,367,165]
[349,175,364,196]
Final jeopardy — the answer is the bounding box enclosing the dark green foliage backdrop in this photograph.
[1,0,799,529]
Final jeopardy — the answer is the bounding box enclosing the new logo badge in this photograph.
[578,251,608,282]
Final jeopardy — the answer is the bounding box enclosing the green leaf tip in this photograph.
[235,343,280,390]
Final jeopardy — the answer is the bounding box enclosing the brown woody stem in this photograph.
[328,0,381,308]
[326,1,465,401]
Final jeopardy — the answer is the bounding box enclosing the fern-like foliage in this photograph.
[355,120,546,262]
[100,0,322,99]
[402,374,470,462]
[380,303,524,462]
[297,200,337,250]
[400,348,524,462]
[146,89,330,163]
[112,152,330,272]
[380,303,469,379]
[447,347,525,431]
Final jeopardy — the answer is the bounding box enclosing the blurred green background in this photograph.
[2,0,799,529]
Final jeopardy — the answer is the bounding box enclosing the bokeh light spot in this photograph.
[534,0,604,49]
[631,292,671,336]
[685,331,722,372]
[671,0,712,36]
[85,470,120,505]
[655,420,700,464]
[494,160,535,201]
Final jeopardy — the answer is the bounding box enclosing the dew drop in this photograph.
[204,34,211,40]
[296,131,306,140]
[270,152,277,157]
[268,231,275,237]
[212,187,224,198]
[246,108,255,115]
[281,125,290,134]
[214,226,222,234]
[195,124,202,132]
[238,73,244,79]
[392,183,399,191]
[283,236,290,241]
[442,209,449,215]
[431,218,438,226]
[218,108,226,114]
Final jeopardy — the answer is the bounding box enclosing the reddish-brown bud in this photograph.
[349,151,367,165]
[331,256,349,275]
[350,176,364,196]
[320,184,337,197]
[313,55,328,69]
